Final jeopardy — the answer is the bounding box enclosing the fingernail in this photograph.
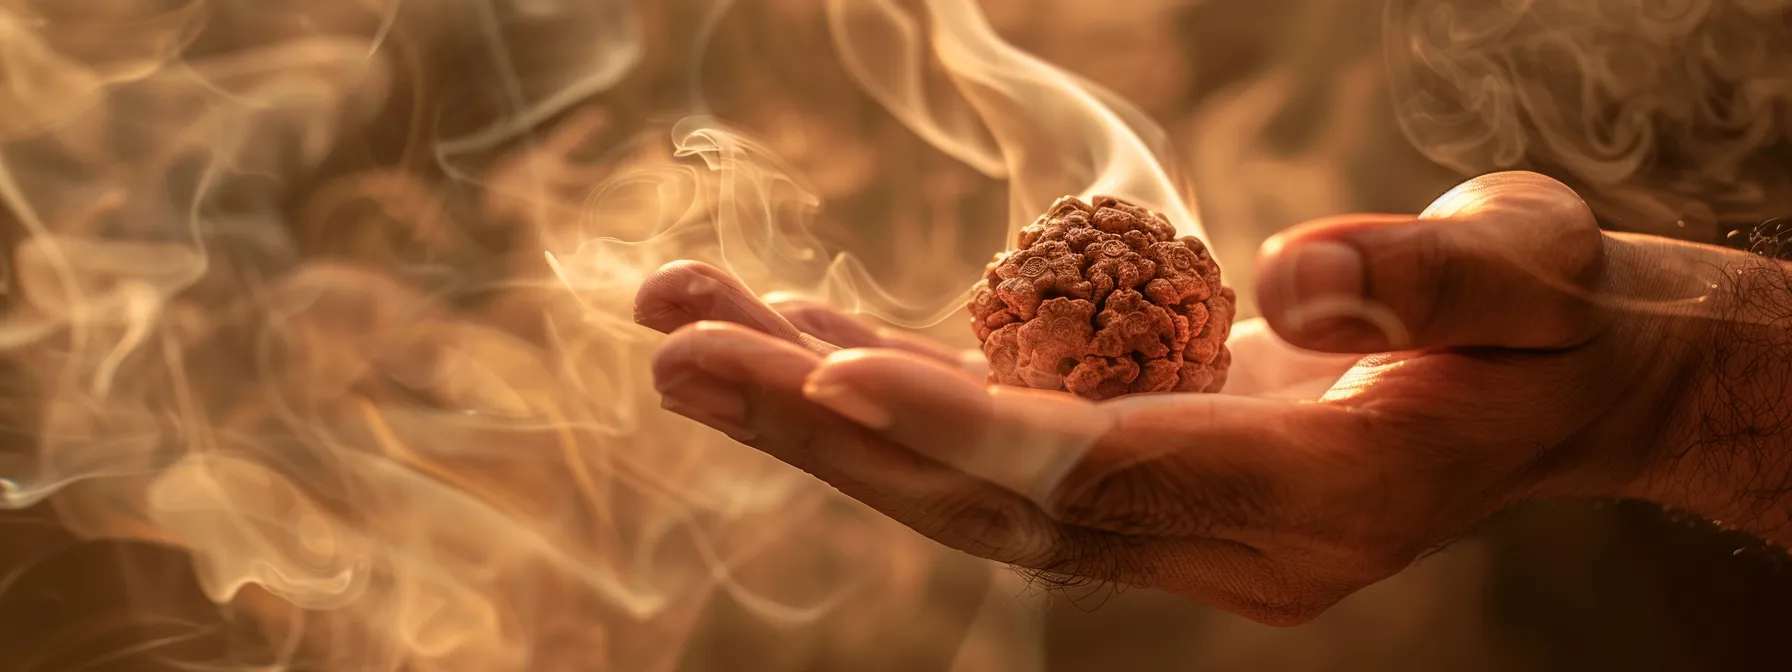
[803,377,891,430]
[659,375,755,441]
[1288,240,1365,310]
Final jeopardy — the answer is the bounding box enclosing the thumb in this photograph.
[1254,171,1610,352]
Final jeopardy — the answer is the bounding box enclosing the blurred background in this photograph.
[2,0,1792,669]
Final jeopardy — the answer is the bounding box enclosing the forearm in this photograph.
[1649,246,1792,546]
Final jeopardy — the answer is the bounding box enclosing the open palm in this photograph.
[638,172,1754,624]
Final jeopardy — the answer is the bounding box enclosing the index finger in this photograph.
[634,261,843,356]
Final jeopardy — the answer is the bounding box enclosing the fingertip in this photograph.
[650,320,736,382]
[650,259,741,287]
[635,260,729,304]
[632,261,802,340]
[653,320,822,391]
[802,351,897,430]
[634,261,722,332]
[806,347,982,390]
[803,348,990,430]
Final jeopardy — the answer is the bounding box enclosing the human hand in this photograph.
[636,171,1792,625]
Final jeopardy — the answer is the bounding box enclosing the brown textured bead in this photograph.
[968,195,1235,400]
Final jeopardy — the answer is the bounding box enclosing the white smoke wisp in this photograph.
[1384,0,1792,238]
[0,0,1040,667]
[0,0,894,669]
[828,0,1209,245]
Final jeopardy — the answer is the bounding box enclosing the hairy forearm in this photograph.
[1658,249,1792,546]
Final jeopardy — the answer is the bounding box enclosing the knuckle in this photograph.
[1480,180,1609,343]
[1441,172,1603,273]
[1480,170,1576,197]
[1425,170,1578,220]
[1407,172,1607,345]
[1527,196,1607,289]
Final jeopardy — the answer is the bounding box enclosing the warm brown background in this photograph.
[4,0,1792,670]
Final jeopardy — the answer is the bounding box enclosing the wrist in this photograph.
[1635,244,1792,545]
